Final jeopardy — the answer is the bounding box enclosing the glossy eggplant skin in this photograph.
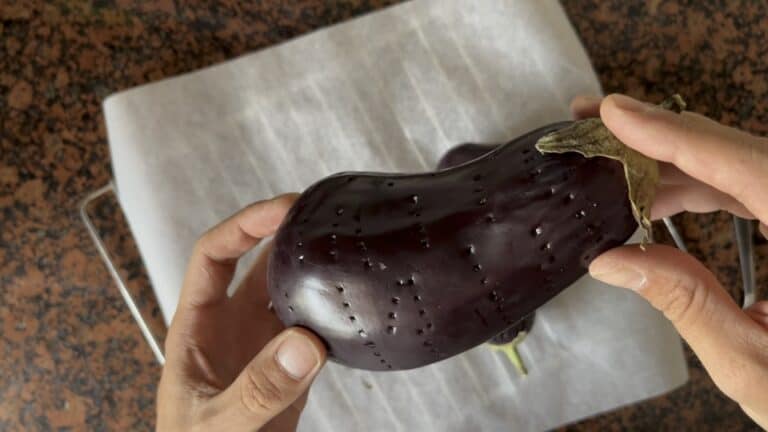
[437,142,538,345]
[437,143,498,171]
[267,122,636,371]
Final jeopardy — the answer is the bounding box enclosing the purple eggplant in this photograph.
[437,142,538,345]
[267,122,637,371]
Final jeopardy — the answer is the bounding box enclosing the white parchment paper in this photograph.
[104,0,688,430]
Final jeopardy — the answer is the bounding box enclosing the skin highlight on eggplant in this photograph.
[267,122,638,371]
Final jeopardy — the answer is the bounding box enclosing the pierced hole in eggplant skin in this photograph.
[472,264,482,272]
[358,330,368,337]
[386,326,397,335]
[391,297,401,305]
[388,312,397,319]
[343,302,351,308]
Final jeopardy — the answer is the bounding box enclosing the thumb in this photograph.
[211,327,326,431]
[589,244,768,403]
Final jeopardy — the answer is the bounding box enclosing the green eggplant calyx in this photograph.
[487,331,529,377]
[535,95,686,248]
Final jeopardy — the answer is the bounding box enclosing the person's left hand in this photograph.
[157,194,327,432]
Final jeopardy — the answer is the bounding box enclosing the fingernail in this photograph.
[609,94,648,114]
[589,259,647,291]
[276,332,318,380]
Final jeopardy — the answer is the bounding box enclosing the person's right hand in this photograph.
[572,94,768,428]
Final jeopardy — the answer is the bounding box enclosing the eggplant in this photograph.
[436,142,537,347]
[267,120,639,371]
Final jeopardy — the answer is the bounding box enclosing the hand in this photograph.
[157,194,327,432]
[572,94,768,427]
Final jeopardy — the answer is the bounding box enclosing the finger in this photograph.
[570,95,602,120]
[651,184,755,220]
[231,240,274,307]
[209,327,326,431]
[600,94,768,222]
[180,194,298,309]
[760,222,768,238]
[261,394,308,432]
[589,245,768,404]
[745,301,768,331]
[658,163,699,185]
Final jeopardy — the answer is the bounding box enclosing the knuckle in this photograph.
[240,366,286,415]
[655,274,707,326]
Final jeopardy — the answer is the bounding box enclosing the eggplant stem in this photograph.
[488,331,529,376]
[535,95,686,249]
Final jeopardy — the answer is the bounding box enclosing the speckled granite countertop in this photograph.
[1,1,766,430]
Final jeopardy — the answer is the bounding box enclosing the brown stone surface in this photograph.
[0,0,765,430]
